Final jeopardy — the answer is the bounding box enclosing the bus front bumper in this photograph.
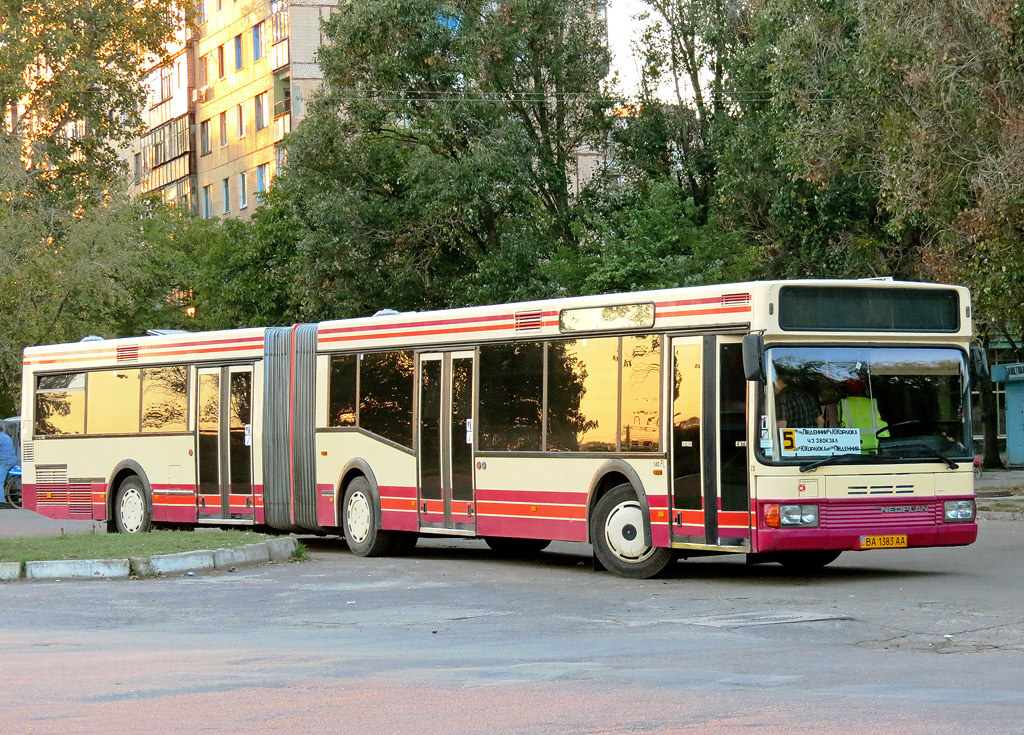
[753,497,978,553]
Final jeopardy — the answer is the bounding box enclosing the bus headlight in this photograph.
[765,504,819,528]
[944,500,975,522]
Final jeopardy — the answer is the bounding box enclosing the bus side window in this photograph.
[35,373,86,435]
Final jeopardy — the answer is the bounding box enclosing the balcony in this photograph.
[274,112,291,143]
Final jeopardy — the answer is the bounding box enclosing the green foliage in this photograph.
[545,177,758,294]
[0,133,195,413]
[1,0,191,199]
[266,0,617,315]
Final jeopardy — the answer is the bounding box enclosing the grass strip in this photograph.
[0,529,280,564]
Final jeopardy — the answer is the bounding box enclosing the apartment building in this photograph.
[129,0,334,218]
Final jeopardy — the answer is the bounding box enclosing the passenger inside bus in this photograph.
[838,378,888,451]
[773,371,822,428]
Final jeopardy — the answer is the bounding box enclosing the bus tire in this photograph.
[484,537,551,556]
[113,477,152,534]
[590,484,673,579]
[777,551,842,571]
[342,477,394,557]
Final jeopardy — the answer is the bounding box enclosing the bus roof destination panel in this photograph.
[778,286,960,333]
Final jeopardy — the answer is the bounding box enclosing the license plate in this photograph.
[860,534,908,549]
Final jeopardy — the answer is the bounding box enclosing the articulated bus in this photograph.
[21,280,983,578]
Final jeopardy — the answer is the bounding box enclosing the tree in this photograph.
[619,0,749,218]
[271,0,616,317]
[1,0,190,200]
[0,137,190,413]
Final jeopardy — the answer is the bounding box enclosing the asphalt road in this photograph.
[1,517,1023,735]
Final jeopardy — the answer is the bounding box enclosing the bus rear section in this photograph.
[21,329,269,531]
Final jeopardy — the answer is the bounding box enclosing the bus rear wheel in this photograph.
[591,484,674,579]
[113,477,152,534]
[342,477,394,557]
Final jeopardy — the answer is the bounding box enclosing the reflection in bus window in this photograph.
[547,338,618,452]
[35,373,86,435]
[672,343,702,510]
[141,366,188,433]
[328,354,357,427]
[229,371,252,495]
[198,372,220,497]
[621,335,661,452]
[359,351,414,448]
[479,342,543,451]
[764,346,970,462]
[87,369,142,435]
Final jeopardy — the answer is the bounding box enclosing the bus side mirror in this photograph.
[742,334,765,382]
[970,345,989,382]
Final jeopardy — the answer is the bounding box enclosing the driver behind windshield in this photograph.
[838,378,888,451]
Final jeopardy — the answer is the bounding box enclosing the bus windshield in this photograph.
[761,346,971,465]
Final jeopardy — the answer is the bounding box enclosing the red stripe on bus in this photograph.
[659,296,737,307]
[25,337,265,366]
[319,310,559,337]
[657,306,752,318]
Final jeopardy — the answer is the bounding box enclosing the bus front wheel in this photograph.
[113,477,152,534]
[342,477,394,557]
[591,484,674,579]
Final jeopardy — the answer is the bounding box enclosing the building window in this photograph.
[253,22,265,61]
[234,34,243,71]
[134,152,142,179]
[199,120,211,155]
[198,0,206,24]
[218,45,225,79]
[198,55,208,88]
[239,172,247,209]
[271,0,288,44]
[256,163,268,197]
[237,103,246,138]
[219,112,227,147]
[222,178,230,214]
[201,185,212,218]
[159,66,173,101]
[255,92,268,130]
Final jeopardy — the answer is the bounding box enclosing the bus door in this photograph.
[417,351,476,533]
[670,336,750,549]
[196,365,255,522]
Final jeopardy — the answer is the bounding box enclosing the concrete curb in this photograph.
[2,537,298,582]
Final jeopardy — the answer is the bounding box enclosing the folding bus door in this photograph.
[417,351,476,533]
[195,365,255,523]
[670,336,750,549]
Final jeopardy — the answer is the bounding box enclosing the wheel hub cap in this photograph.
[347,491,371,544]
[120,489,145,533]
[604,500,655,563]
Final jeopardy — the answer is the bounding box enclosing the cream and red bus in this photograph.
[20,279,981,578]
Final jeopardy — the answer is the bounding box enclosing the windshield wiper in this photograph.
[896,443,960,470]
[798,453,875,473]
[798,445,960,472]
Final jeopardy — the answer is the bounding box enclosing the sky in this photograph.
[606,0,653,99]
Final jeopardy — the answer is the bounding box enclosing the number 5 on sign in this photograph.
[781,428,796,452]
